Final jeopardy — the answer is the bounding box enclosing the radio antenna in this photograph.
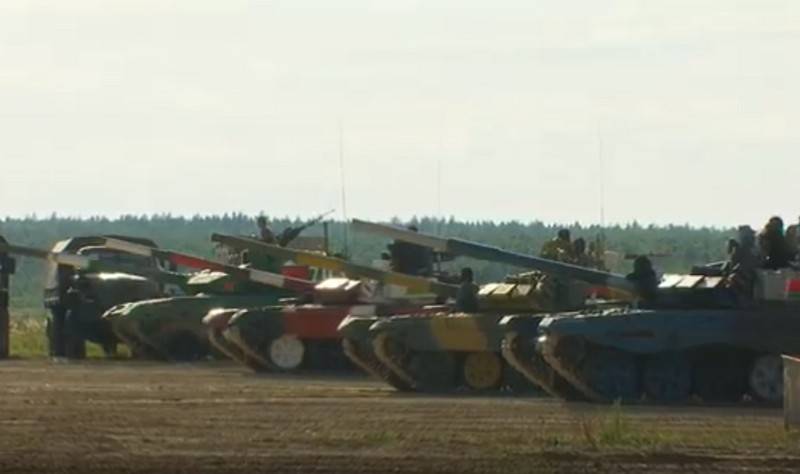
[338,120,350,257]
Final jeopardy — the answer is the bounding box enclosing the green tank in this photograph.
[204,234,454,374]
[100,238,316,361]
[0,237,187,359]
[339,220,618,394]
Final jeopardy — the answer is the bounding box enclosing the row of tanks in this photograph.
[337,220,800,405]
[2,218,798,406]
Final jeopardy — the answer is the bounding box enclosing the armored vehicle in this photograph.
[491,223,800,404]
[338,220,625,394]
[204,234,454,375]
[100,238,317,361]
[1,237,186,358]
[529,266,800,404]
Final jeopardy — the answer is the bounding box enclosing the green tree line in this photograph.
[0,215,733,310]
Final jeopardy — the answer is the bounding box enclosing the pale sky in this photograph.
[1,0,798,227]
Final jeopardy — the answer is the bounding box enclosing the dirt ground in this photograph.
[1,360,799,474]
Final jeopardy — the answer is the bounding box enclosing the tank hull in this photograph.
[536,306,800,404]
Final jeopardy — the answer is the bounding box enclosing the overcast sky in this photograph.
[1,0,798,227]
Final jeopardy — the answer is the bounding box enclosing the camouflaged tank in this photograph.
[101,238,315,361]
[0,238,188,358]
[528,267,800,405]
[204,234,454,374]
[342,220,627,394]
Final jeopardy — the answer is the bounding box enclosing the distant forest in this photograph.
[0,215,735,309]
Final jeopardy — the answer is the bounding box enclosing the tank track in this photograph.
[538,335,607,403]
[501,333,587,401]
[208,328,249,364]
[224,326,279,371]
[111,320,160,359]
[341,338,412,391]
[371,332,419,390]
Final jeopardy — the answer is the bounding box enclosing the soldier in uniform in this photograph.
[626,255,659,303]
[724,225,759,298]
[758,216,792,269]
[540,229,574,262]
[786,220,799,262]
[455,267,480,313]
[572,238,593,267]
[256,216,276,244]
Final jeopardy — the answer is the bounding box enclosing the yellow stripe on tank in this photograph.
[429,315,489,352]
[384,273,430,294]
[296,254,345,272]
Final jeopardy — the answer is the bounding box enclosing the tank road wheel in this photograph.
[462,352,503,391]
[693,353,748,403]
[164,331,207,362]
[407,351,457,392]
[748,354,783,403]
[580,350,639,402]
[642,353,692,403]
[268,335,306,371]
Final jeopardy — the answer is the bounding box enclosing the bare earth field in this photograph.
[1,360,799,473]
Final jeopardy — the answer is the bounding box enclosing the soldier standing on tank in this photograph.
[256,216,277,244]
[725,225,759,298]
[541,229,574,262]
[455,267,480,313]
[758,216,792,269]
[572,238,593,267]
[786,219,799,263]
[626,255,659,303]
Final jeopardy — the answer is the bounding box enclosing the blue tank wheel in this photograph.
[579,350,640,402]
[407,351,457,392]
[748,354,783,403]
[692,353,748,403]
[642,353,692,403]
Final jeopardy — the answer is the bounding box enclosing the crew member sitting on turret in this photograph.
[724,225,758,298]
[540,229,574,262]
[626,255,659,303]
[455,267,480,313]
[786,219,799,263]
[758,216,792,269]
[572,238,593,267]
[256,216,276,244]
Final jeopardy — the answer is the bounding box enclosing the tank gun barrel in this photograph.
[102,238,315,294]
[0,242,92,269]
[211,233,459,298]
[351,219,636,294]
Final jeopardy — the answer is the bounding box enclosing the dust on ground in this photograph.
[1,360,798,473]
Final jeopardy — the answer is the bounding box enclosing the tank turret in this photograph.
[351,219,636,295]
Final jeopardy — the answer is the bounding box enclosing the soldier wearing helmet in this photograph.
[256,216,276,245]
[540,228,574,262]
[758,216,792,269]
